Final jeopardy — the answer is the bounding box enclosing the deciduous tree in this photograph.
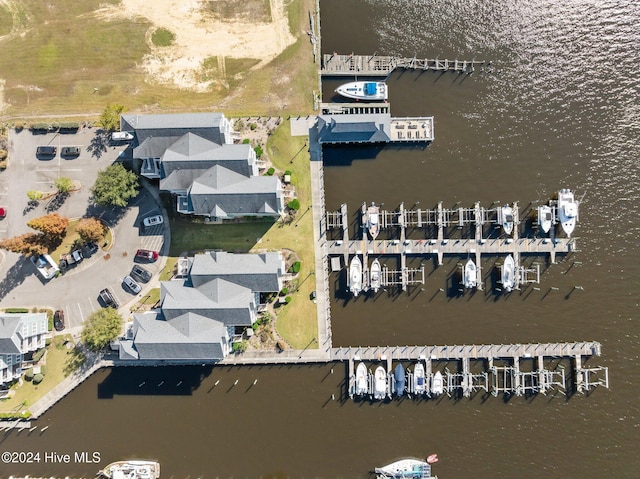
[0,233,46,256]
[98,104,125,132]
[81,307,123,352]
[27,213,69,238]
[76,217,105,243]
[90,163,139,207]
[54,177,74,194]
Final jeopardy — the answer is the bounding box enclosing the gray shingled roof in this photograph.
[0,313,48,354]
[132,312,226,360]
[160,168,208,192]
[134,136,180,159]
[189,251,283,292]
[317,114,391,144]
[161,278,255,326]
[121,112,227,144]
[187,165,281,217]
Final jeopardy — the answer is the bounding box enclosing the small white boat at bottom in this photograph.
[431,371,444,395]
[99,460,160,479]
[463,258,477,289]
[413,362,426,395]
[375,458,435,479]
[370,258,381,293]
[537,205,553,233]
[355,362,368,396]
[501,204,514,236]
[374,365,387,400]
[501,254,515,292]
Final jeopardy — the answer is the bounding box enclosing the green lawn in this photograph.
[0,335,82,416]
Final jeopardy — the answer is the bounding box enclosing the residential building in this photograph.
[122,111,284,220]
[118,251,285,362]
[0,313,48,387]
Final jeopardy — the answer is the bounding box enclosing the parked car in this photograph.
[36,145,57,157]
[130,264,152,283]
[60,146,81,157]
[135,249,159,262]
[99,288,119,309]
[143,214,164,228]
[60,249,83,269]
[0,207,6,219]
[53,310,65,331]
[31,254,59,280]
[123,275,142,294]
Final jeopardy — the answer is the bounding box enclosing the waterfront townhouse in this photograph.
[0,313,48,387]
[117,251,285,362]
[122,111,284,220]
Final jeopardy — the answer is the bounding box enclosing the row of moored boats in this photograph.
[353,361,445,400]
[462,254,515,292]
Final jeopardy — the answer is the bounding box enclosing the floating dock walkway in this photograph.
[339,342,608,399]
[321,53,487,76]
[325,201,575,293]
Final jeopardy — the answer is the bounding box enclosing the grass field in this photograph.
[0,0,318,119]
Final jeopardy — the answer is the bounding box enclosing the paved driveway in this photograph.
[0,127,168,329]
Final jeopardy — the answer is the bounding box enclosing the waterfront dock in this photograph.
[340,342,608,398]
[321,53,487,76]
[325,201,575,292]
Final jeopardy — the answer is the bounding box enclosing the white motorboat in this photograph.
[413,362,426,395]
[99,460,160,479]
[501,254,515,292]
[557,188,578,237]
[370,258,381,293]
[463,258,477,289]
[374,365,387,400]
[366,202,380,239]
[349,255,363,296]
[537,205,553,233]
[501,204,514,235]
[355,362,368,396]
[335,81,388,101]
[374,458,435,479]
[431,371,444,395]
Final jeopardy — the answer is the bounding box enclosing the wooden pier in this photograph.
[326,201,575,293]
[321,53,487,77]
[339,342,608,399]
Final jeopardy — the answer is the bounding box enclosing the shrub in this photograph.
[285,296,292,304]
[48,316,54,331]
[151,27,176,47]
[289,261,301,274]
[27,190,43,201]
[31,122,49,131]
[284,170,292,176]
[250,123,257,130]
[40,365,46,376]
[254,145,263,158]
[276,340,288,352]
[4,308,29,313]
[232,341,247,353]
[266,167,275,176]
[32,348,46,362]
[287,199,300,211]
[45,338,52,346]
[33,373,44,385]
[242,138,250,144]
[24,369,34,381]
[281,287,289,295]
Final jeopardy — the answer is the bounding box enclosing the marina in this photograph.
[321,53,487,76]
[323,198,576,293]
[342,342,608,399]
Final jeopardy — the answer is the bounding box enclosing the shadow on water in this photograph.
[322,144,385,166]
[97,366,214,398]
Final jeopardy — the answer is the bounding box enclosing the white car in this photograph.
[123,275,141,294]
[111,131,134,141]
[143,215,164,227]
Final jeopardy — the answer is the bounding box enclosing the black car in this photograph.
[99,288,119,309]
[61,146,81,157]
[53,310,65,331]
[130,264,152,283]
[36,145,57,157]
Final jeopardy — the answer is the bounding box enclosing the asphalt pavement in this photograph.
[0,127,168,329]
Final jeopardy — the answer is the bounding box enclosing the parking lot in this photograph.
[0,127,168,331]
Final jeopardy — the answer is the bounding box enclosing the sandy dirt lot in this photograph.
[96,0,296,92]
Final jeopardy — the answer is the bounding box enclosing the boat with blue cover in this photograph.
[335,81,388,101]
[394,364,406,396]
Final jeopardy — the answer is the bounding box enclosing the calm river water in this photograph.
[2,1,639,478]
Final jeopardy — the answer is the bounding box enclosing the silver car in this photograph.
[123,275,141,294]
